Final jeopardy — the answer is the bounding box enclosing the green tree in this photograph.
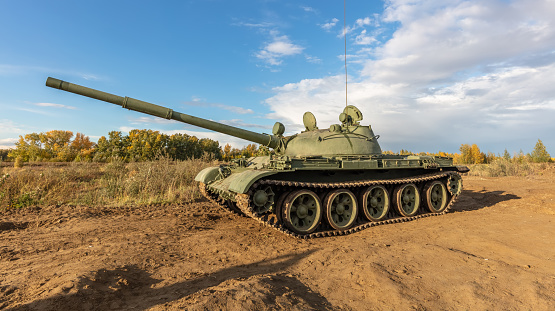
[8,133,48,162]
[529,139,551,163]
[127,129,168,161]
[502,149,511,160]
[0,149,10,161]
[200,138,222,160]
[458,144,472,164]
[93,131,128,162]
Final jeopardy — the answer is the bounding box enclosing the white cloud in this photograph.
[355,29,376,45]
[264,0,555,154]
[0,137,18,149]
[128,116,177,125]
[305,55,322,64]
[0,120,24,134]
[34,102,77,110]
[365,0,555,86]
[218,119,271,130]
[0,64,103,82]
[356,17,373,27]
[320,18,339,31]
[256,33,304,66]
[182,101,254,114]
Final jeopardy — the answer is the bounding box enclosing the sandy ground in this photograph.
[1,168,554,310]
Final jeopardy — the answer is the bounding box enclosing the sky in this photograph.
[1,0,554,156]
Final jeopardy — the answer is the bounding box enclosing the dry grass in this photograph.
[0,157,217,209]
[466,158,552,177]
[3,156,552,210]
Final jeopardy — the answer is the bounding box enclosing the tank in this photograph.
[46,77,469,238]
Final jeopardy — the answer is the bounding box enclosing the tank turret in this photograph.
[46,77,382,157]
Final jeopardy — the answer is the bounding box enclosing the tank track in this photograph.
[201,171,460,239]
[199,182,245,217]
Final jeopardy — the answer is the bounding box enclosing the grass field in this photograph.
[0,158,217,209]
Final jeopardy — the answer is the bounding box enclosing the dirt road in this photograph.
[1,168,554,310]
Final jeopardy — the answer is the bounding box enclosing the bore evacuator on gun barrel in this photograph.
[46,77,469,238]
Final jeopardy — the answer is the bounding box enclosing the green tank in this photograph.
[46,77,469,238]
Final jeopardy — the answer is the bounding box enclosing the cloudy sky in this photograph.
[1,0,554,156]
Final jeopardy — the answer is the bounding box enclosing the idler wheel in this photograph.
[282,190,322,234]
[447,173,463,196]
[324,189,358,230]
[252,185,275,214]
[393,183,420,217]
[359,185,390,221]
[423,180,448,213]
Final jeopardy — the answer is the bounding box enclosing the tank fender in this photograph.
[228,170,279,194]
[195,166,223,184]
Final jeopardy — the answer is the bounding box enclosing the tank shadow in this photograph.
[8,249,337,311]
[449,189,521,212]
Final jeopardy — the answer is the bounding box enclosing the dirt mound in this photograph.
[161,274,336,311]
[1,169,554,310]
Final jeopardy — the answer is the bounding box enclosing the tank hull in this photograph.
[196,155,468,238]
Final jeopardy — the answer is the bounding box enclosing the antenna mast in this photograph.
[344,0,348,107]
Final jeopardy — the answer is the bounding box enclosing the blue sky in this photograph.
[1,0,554,156]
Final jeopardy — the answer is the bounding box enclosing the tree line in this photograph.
[2,129,271,164]
[383,139,552,164]
[1,130,551,165]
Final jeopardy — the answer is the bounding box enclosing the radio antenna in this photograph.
[344,0,348,107]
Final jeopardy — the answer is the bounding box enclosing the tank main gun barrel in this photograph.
[46,77,281,149]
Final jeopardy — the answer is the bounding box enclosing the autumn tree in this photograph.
[94,131,128,161]
[71,133,96,161]
[256,145,272,156]
[470,144,486,164]
[529,139,551,163]
[8,131,95,162]
[240,144,258,158]
[222,143,233,161]
[457,144,472,164]
[126,129,168,161]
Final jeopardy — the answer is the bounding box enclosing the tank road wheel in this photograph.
[324,189,358,230]
[274,191,290,224]
[282,190,322,235]
[252,185,275,214]
[423,181,448,213]
[359,185,390,221]
[393,183,420,217]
